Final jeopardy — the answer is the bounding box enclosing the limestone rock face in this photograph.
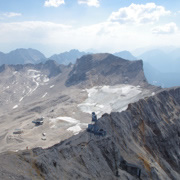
[0,87,179,180]
[66,53,147,87]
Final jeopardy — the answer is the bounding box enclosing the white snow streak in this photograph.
[19,97,24,102]
[13,105,18,109]
[42,92,48,98]
[26,69,49,96]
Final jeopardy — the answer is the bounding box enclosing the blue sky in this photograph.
[0,0,180,56]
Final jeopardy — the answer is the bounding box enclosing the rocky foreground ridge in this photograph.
[0,87,179,180]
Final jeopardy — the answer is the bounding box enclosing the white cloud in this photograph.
[44,0,65,7]
[78,0,100,7]
[0,20,180,56]
[0,21,71,32]
[108,3,171,24]
[2,12,22,18]
[0,21,71,43]
[152,22,178,34]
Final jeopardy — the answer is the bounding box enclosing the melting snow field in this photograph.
[78,85,150,117]
[49,117,87,135]
[49,117,79,124]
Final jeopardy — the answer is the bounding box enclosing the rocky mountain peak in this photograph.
[66,53,147,87]
[49,49,86,65]
[0,48,46,65]
[40,60,64,77]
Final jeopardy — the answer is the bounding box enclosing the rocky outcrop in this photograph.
[0,87,179,180]
[66,53,147,87]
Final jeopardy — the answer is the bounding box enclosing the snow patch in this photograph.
[50,85,54,88]
[78,85,145,118]
[26,69,50,96]
[152,92,155,96]
[19,97,24,102]
[27,69,41,95]
[49,117,79,124]
[67,124,82,135]
[49,117,86,131]
[42,92,48,98]
[13,105,18,109]
[43,77,49,83]
[28,69,40,73]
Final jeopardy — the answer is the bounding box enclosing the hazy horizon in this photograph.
[0,0,180,56]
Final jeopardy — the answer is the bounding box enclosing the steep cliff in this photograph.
[66,53,147,87]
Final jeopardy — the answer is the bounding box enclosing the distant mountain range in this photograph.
[138,49,180,73]
[0,48,46,65]
[49,49,87,65]
[0,49,87,65]
[143,62,180,88]
[137,49,180,87]
[113,49,180,88]
[0,48,179,87]
[0,49,138,66]
[114,50,137,60]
